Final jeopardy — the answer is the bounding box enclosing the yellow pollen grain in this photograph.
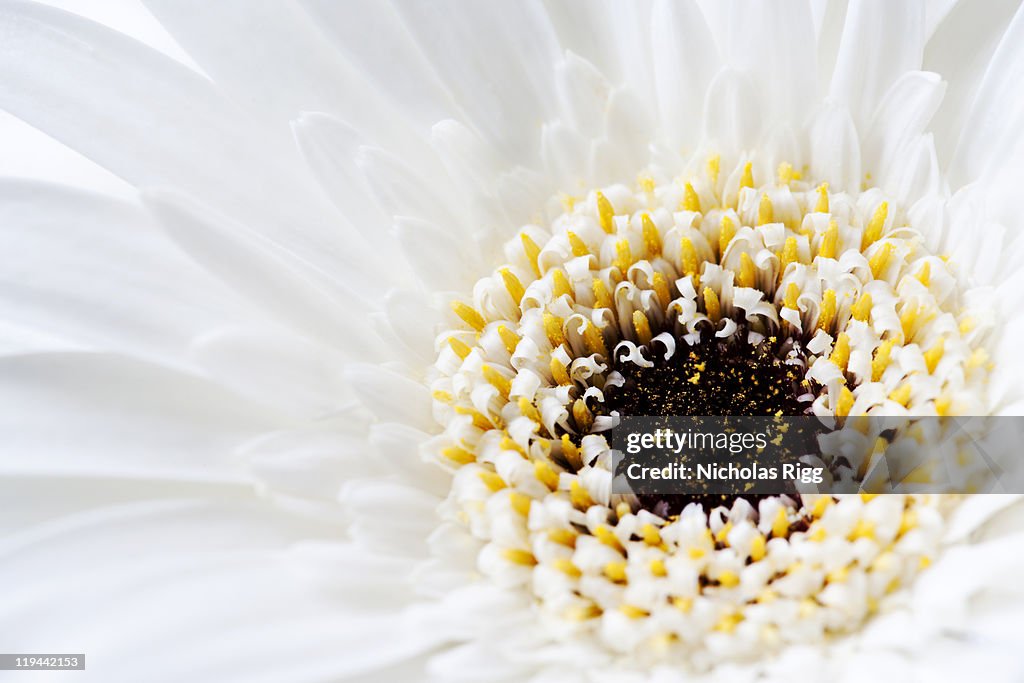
[919,555,932,569]
[652,271,671,306]
[851,292,873,322]
[819,219,839,259]
[614,239,633,274]
[543,312,566,347]
[534,460,559,491]
[815,183,830,213]
[772,507,790,537]
[924,337,945,373]
[641,214,662,256]
[869,242,895,279]
[517,397,541,422]
[497,325,520,355]
[570,479,594,509]
[604,561,627,583]
[567,231,590,257]
[718,214,736,257]
[549,355,571,385]
[889,383,912,407]
[818,289,837,331]
[679,237,699,276]
[502,548,537,566]
[520,233,542,278]
[594,525,624,552]
[703,287,721,323]
[572,398,593,432]
[499,267,525,305]
[509,491,532,516]
[448,337,473,360]
[862,201,888,250]
[830,333,851,371]
[916,260,931,287]
[479,470,505,492]
[561,434,582,471]
[750,534,767,561]
[596,191,616,234]
[482,365,511,399]
[871,339,895,382]
[552,558,582,578]
[551,269,573,299]
[632,310,653,345]
[650,559,667,577]
[783,282,800,310]
[740,162,754,189]
[682,182,701,212]
[592,277,613,309]
[450,301,486,331]
[582,320,609,357]
[757,193,774,225]
[738,252,757,288]
[441,446,475,465]
[835,386,855,417]
[548,528,577,547]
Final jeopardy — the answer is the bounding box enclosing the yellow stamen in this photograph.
[740,162,754,190]
[632,310,653,345]
[934,394,952,416]
[520,233,542,277]
[650,559,667,577]
[596,191,615,234]
[718,214,736,257]
[750,534,767,561]
[835,386,855,417]
[552,558,582,578]
[572,398,593,432]
[432,389,453,404]
[582,320,608,357]
[899,304,919,341]
[592,277,613,309]
[889,383,912,407]
[778,236,798,275]
[851,292,872,322]
[517,397,541,422]
[441,446,475,465]
[453,405,493,430]
[549,355,571,385]
[783,282,799,310]
[450,301,486,331]
[551,268,573,299]
[567,231,590,257]
[448,337,472,360]
[570,480,594,509]
[849,519,875,541]
[641,214,662,256]
[923,337,945,373]
[561,434,582,470]
[861,202,888,249]
[535,460,560,490]
[543,312,565,347]
[830,333,851,371]
[916,260,931,287]
[819,219,838,259]
[777,162,795,185]
[682,182,701,212]
[672,596,693,612]
[509,492,532,516]
[772,507,790,537]
[502,548,536,566]
[811,496,832,518]
[548,528,577,547]
[482,365,511,399]
[818,289,836,331]
[814,183,829,213]
[868,242,894,279]
[703,287,721,322]
[497,325,520,355]
[651,271,671,306]
[718,571,740,588]
[707,154,721,186]
[604,562,627,583]
[499,267,525,305]
[757,193,774,225]
[620,605,649,619]
[613,238,633,273]
[871,339,894,382]
[640,523,661,546]
[479,470,505,491]
[594,525,624,552]
[737,252,757,288]
[679,237,699,276]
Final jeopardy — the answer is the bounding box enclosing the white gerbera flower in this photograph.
[3,1,1024,681]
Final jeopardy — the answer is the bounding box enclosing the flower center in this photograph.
[428,156,988,665]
